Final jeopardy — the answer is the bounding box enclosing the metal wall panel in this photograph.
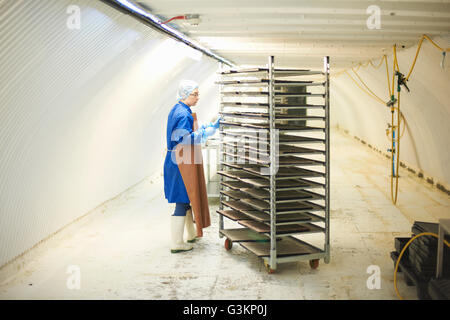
[0,0,220,267]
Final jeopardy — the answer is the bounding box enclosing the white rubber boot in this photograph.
[171,216,193,253]
[185,209,198,243]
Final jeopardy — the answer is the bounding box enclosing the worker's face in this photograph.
[183,88,199,107]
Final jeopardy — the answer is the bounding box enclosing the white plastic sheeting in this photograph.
[0,0,220,267]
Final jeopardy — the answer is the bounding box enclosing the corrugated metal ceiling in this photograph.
[138,0,450,70]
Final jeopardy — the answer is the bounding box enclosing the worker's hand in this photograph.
[204,126,216,138]
[212,116,222,129]
[201,126,217,143]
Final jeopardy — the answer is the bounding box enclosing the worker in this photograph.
[164,80,221,253]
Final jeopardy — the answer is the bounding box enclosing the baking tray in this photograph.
[240,236,323,258]
[277,156,325,166]
[242,166,325,178]
[221,162,262,170]
[220,68,268,75]
[216,209,254,221]
[221,111,325,121]
[220,189,251,200]
[223,153,325,167]
[222,91,269,96]
[217,170,256,179]
[240,188,324,201]
[274,103,325,109]
[220,102,269,108]
[219,228,270,242]
[220,68,323,76]
[222,92,324,98]
[222,200,256,212]
[241,198,325,213]
[239,220,311,234]
[216,79,316,85]
[222,150,255,161]
[221,121,325,132]
[274,68,324,76]
[223,141,325,155]
[237,210,270,222]
[240,210,323,223]
[240,178,325,189]
[220,180,253,190]
[220,102,326,110]
[222,132,325,144]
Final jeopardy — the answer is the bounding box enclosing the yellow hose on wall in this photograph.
[406,35,450,81]
[336,35,449,205]
[391,45,401,204]
[385,110,406,141]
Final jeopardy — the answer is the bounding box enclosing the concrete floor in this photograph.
[0,129,449,300]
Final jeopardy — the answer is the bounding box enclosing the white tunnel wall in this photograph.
[0,0,220,268]
[330,36,450,186]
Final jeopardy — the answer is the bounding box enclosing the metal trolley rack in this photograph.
[216,56,330,273]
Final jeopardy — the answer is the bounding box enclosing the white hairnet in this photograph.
[177,80,198,100]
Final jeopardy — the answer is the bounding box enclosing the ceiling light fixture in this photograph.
[101,0,234,66]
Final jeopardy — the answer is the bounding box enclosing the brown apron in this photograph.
[175,113,211,237]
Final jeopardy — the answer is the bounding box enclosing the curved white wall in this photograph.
[0,0,220,267]
[331,35,450,186]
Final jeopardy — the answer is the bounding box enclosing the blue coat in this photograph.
[163,101,201,203]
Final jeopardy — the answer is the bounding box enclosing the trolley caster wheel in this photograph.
[309,259,320,269]
[224,238,233,251]
[264,261,275,274]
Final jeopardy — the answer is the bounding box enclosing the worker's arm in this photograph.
[174,115,222,145]
[176,125,218,145]
[212,115,222,129]
[199,115,223,131]
[171,115,203,146]
[200,116,222,143]
[200,126,217,143]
